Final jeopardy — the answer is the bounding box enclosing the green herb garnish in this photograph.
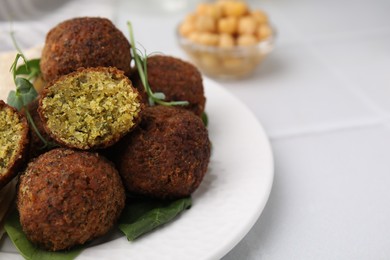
[127,21,189,107]
[10,31,41,81]
[7,33,55,150]
[15,58,41,80]
[7,54,54,150]
[118,196,192,241]
[7,54,38,111]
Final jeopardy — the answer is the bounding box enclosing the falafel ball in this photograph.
[117,106,211,199]
[131,55,206,116]
[0,100,29,189]
[39,67,143,150]
[17,148,125,251]
[22,99,56,159]
[40,17,131,82]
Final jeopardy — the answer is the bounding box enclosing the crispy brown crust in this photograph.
[38,66,144,150]
[40,17,131,82]
[17,148,125,251]
[130,55,206,116]
[0,100,29,190]
[117,106,211,199]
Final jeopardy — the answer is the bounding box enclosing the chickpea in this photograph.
[195,15,216,32]
[257,24,272,40]
[179,0,274,78]
[210,5,223,19]
[198,32,219,46]
[180,21,195,37]
[196,3,209,15]
[251,10,268,24]
[219,33,235,48]
[198,3,222,19]
[238,16,258,35]
[184,13,197,24]
[222,1,248,17]
[188,32,203,44]
[218,16,237,34]
[180,0,273,46]
[237,34,258,46]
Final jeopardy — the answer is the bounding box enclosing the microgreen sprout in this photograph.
[7,32,55,150]
[10,31,41,81]
[127,21,189,107]
[7,54,38,111]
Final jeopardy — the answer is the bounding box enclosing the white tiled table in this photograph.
[1,0,390,259]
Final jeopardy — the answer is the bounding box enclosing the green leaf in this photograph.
[153,92,166,100]
[7,54,39,111]
[14,78,38,106]
[7,90,23,111]
[202,112,208,127]
[15,58,40,77]
[118,197,192,241]
[21,91,38,107]
[15,77,36,93]
[7,77,38,111]
[4,211,82,260]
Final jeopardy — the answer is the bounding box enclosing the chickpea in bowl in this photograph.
[177,0,275,79]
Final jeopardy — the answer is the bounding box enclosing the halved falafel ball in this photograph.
[17,148,125,251]
[40,17,131,82]
[131,55,206,116]
[117,106,211,199]
[0,100,29,189]
[39,67,143,150]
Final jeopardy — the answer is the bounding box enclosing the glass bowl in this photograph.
[177,27,275,80]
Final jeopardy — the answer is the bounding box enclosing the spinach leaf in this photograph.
[4,211,82,260]
[118,197,192,241]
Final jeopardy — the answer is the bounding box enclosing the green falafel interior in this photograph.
[40,67,142,150]
[0,106,25,175]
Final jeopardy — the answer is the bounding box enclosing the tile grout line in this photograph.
[268,116,390,141]
[304,25,390,45]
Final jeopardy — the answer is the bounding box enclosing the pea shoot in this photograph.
[127,21,189,107]
[7,33,55,150]
[7,54,39,111]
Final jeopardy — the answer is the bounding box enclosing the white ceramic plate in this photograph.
[0,77,274,260]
